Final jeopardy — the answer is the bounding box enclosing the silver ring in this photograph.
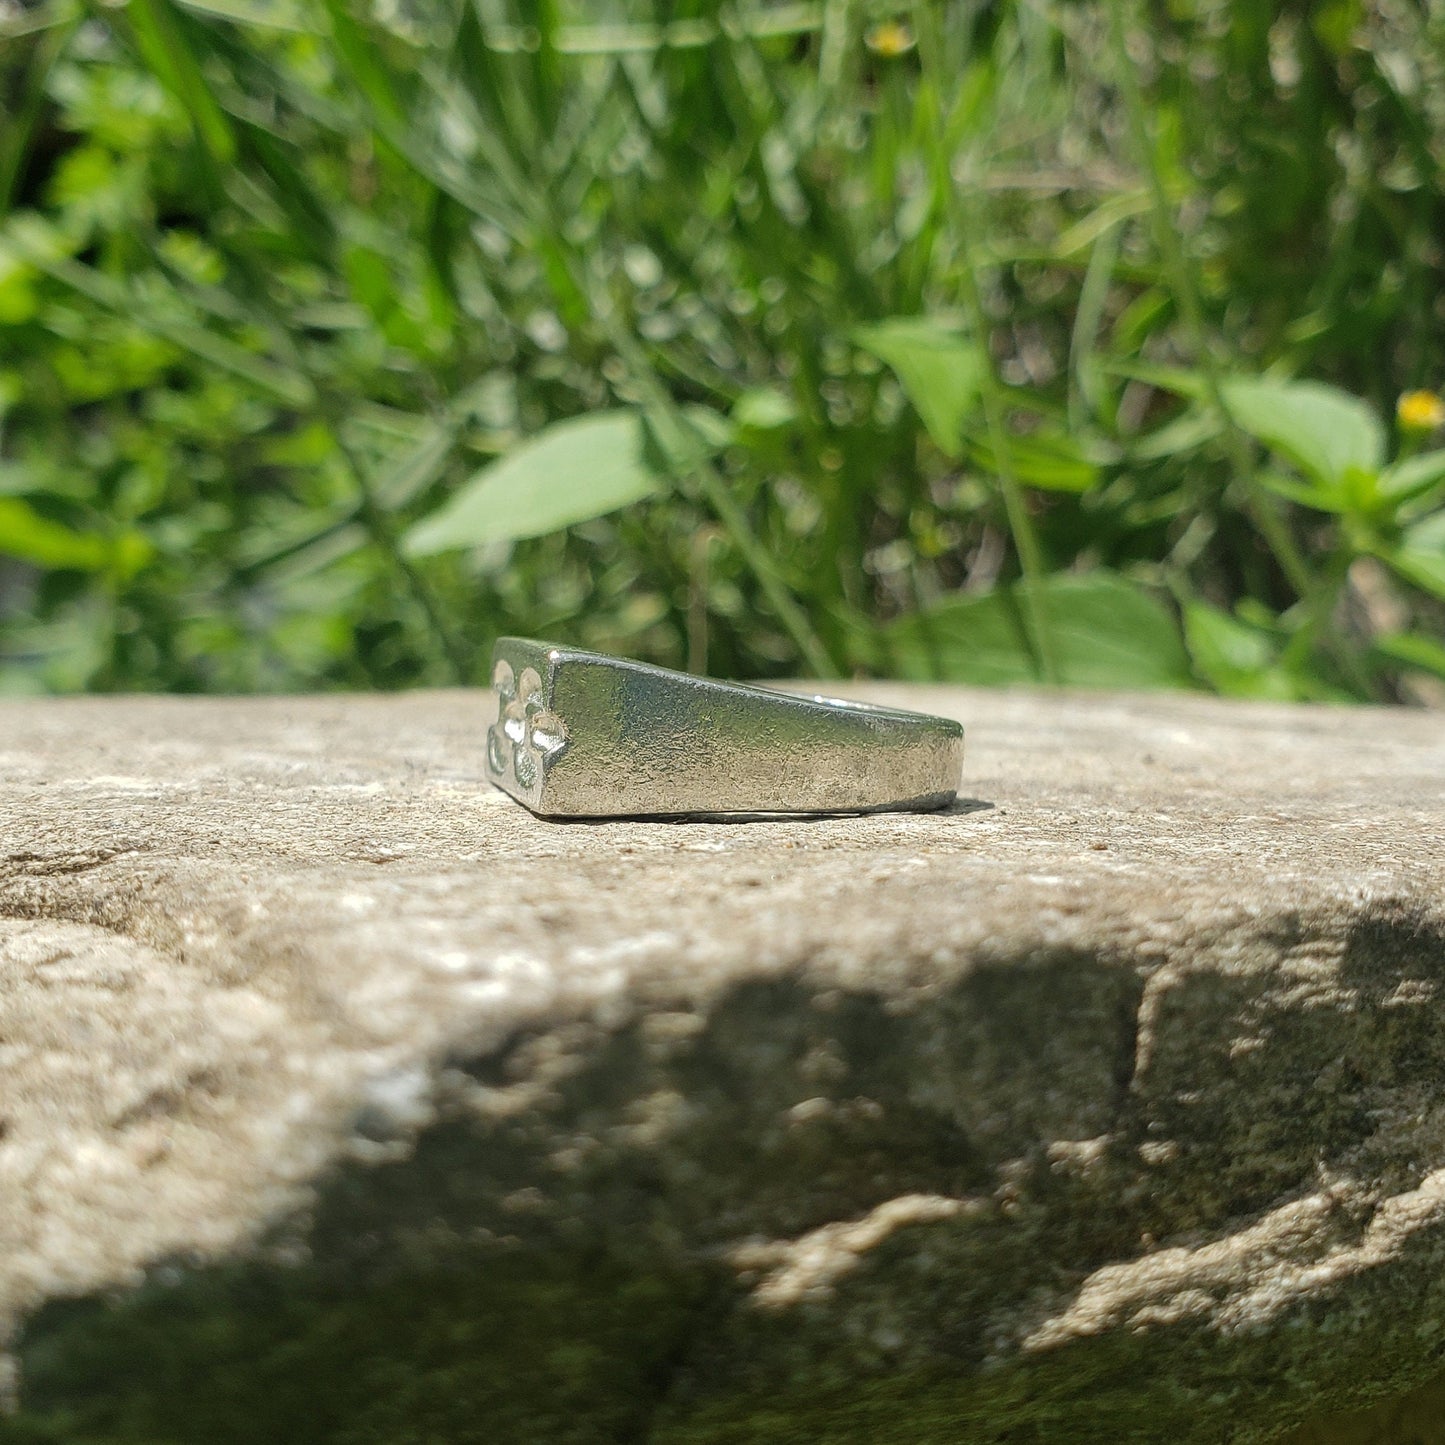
[485,637,963,819]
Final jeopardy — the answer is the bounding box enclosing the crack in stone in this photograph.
[1,847,143,879]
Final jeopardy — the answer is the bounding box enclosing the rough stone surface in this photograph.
[0,684,1442,1443]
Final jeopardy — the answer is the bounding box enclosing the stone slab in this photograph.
[0,685,1442,1442]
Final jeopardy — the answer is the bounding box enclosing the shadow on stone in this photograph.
[10,904,1445,1444]
[530,797,995,826]
[12,1248,712,1445]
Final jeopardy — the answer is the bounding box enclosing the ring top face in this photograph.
[485,637,963,820]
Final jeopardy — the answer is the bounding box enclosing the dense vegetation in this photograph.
[1,0,1443,698]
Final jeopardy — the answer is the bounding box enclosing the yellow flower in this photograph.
[1396,389,1445,431]
[865,21,915,57]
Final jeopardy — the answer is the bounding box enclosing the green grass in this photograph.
[0,0,1442,699]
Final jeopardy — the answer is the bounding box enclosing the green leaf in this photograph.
[1379,450,1445,507]
[1374,631,1445,681]
[967,428,1104,493]
[1127,407,1222,463]
[1101,359,1207,399]
[1133,371,1388,489]
[1256,469,1347,513]
[1219,377,1385,487]
[854,318,985,458]
[342,244,394,321]
[669,405,734,457]
[888,572,1192,688]
[1382,510,1445,599]
[236,120,337,263]
[402,407,725,556]
[1182,601,1301,698]
[0,239,37,325]
[0,498,148,573]
[1184,600,1274,676]
[731,388,797,432]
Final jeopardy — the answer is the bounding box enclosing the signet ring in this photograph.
[485,637,963,819]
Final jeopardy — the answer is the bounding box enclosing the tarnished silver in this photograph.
[486,637,963,819]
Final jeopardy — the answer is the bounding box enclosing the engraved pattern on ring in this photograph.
[488,659,567,791]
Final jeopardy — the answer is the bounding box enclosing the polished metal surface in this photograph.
[486,637,964,818]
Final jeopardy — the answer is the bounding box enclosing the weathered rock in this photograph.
[0,684,1441,1443]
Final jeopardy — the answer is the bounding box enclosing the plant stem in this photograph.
[226,249,474,683]
[1278,547,1374,695]
[338,19,840,679]
[323,405,475,683]
[1103,0,1275,518]
[687,526,723,675]
[599,301,839,678]
[911,1,1059,682]
[518,140,839,677]
[1102,0,1371,693]
[0,12,79,216]
[959,261,1061,682]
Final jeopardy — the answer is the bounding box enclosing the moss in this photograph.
[7,1232,1445,1445]
[651,1333,1443,1445]
[6,1248,710,1445]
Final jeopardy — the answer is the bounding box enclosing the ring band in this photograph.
[486,637,963,818]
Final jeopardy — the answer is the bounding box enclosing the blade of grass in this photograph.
[910,0,1059,682]
[1098,0,1374,687]
[173,0,318,33]
[1067,218,1120,434]
[362,6,841,675]
[127,0,238,164]
[605,307,839,677]
[99,0,477,684]
[318,396,475,683]
[476,4,880,56]
[0,9,80,216]
[10,220,314,406]
[318,0,410,125]
[228,228,474,680]
[0,2,79,40]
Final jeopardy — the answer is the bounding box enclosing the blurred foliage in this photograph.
[0,0,1442,698]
